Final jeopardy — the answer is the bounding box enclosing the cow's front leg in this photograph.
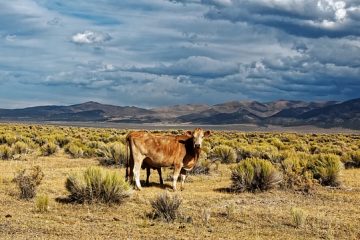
[172,164,182,191]
[180,168,187,191]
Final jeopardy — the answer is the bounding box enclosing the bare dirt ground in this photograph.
[1,153,359,240]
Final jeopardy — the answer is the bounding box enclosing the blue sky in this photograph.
[0,0,360,108]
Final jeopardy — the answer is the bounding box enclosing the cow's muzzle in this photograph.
[194,144,201,149]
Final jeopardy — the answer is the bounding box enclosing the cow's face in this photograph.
[186,128,211,149]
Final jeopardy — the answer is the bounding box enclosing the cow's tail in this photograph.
[125,135,130,182]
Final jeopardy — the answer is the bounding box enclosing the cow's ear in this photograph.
[204,130,211,137]
[185,130,193,137]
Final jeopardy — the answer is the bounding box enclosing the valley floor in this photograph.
[1,154,359,240]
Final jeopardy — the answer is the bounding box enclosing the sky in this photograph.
[0,0,360,108]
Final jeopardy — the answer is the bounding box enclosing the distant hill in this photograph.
[0,98,359,129]
[0,101,154,122]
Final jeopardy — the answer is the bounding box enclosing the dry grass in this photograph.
[1,156,359,239]
[0,124,360,239]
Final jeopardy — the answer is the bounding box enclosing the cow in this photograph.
[141,161,163,186]
[125,128,210,191]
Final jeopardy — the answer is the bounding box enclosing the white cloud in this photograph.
[71,30,112,44]
[129,56,239,78]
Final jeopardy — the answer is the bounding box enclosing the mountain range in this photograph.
[0,98,360,129]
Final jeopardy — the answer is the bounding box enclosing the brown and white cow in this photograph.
[126,128,210,191]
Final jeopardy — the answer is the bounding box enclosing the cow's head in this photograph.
[186,128,211,149]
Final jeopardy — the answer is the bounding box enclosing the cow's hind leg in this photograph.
[133,160,143,190]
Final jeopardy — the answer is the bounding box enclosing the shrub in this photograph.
[0,145,13,160]
[231,158,282,192]
[310,154,342,187]
[41,142,58,156]
[280,151,314,191]
[54,135,70,148]
[13,141,30,155]
[13,166,44,199]
[342,151,360,168]
[150,192,182,222]
[97,142,126,166]
[65,166,131,204]
[65,144,84,158]
[0,134,17,145]
[291,207,307,228]
[350,151,360,168]
[268,137,285,150]
[35,194,50,212]
[210,145,237,164]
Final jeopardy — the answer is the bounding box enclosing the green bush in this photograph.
[310,154,342,187]
[150,192,182,222]
[12,141,30,155]
[65,144,84,158]
[0,145,13,160]
[13,166,44,199]
[54,135,70,148]
[280,151,314,191]
[342,151,360,168]
[41,142,58,156]
[231,158,282,192]
[211,145,237,164]
[268,137,285,150]
[96,142,126,166]
[65,166,131,204]
[0,134,17,145]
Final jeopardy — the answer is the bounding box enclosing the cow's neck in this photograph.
[182,138,201,170]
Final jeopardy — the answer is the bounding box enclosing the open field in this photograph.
[1,123,360,239]
[1,121,360,133]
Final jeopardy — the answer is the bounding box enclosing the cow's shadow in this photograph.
[140,180,172,190]
[213,187,233,193]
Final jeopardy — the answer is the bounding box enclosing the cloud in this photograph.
[128,56,239,78]
[71,30,112,44]
[1,0,360,108]
[191,0,360,38]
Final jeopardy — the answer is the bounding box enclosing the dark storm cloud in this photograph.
[198,0,360,38]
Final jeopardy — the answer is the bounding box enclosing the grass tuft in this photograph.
[97,142,126,166]
[311,154,342,187]
[210,145,237,164]
[35,194,50,212]
[291,207,307,228]
[41,142,58,156]
[231,158,282,192]
[150,192,182,222]
[65,166,131,204]
[0,145,13,160]
[13,166,44,199]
